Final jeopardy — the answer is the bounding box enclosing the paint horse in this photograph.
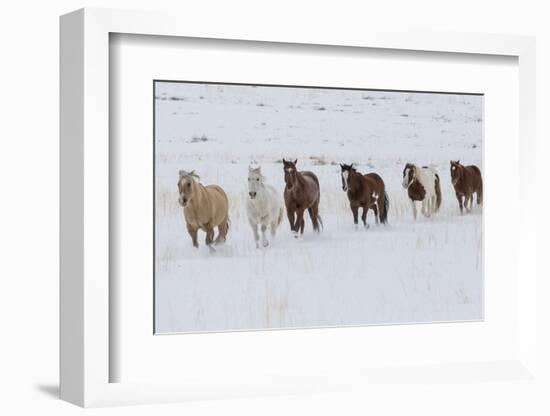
[340,163,389,228]
[282,159,322,236]
[246,164,285,248]
[177,170,229,248]
[402,163,442,220]
[450,160,483,214]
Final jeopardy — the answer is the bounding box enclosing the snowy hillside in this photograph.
[154,82,483,334]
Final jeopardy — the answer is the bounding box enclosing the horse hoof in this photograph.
[262,241,269,247]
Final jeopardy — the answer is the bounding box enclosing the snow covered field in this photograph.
[154,82,483,334]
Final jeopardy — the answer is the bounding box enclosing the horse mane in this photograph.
[346,168,364,194]
[450,160,464,184]
[404,163,417,174]
[179,169,200,181]
[178,170,203,197]
[248,164,266,181]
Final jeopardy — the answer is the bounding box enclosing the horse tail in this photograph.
[477,179,483,206]
[434,173,442,212]
[470,166,483,206]
[381,192,389,224]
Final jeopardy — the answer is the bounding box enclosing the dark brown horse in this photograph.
[340,163,389,227]
[282,159,322,235]
[450,160,483,214]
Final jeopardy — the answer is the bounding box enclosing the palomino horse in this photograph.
[177,170,229,248]
[402,163,442,220]
[340,163,389,228]
[450,160,483,214]
[282,159,322,236]
[246,164,285,248]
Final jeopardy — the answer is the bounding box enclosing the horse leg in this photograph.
[371,203,379,226]
[456,193,464,215]
[215,220,228,244]
[422,198,430,218]
[308,204,320,232]
[205,227,215,246]
[296,208,306,235]
[465,192,473,212]
[287,209,296,233]
[260,224,269,247]
[270,221,277,238]
[410,199,417,220]
[351,204,359,228]
[186,224,199,248]
[426,196,432,217]
[362,206,370,228]
[249,219,260,248]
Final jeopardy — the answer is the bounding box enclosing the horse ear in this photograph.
[294,159,297,165]
[179,170,186,177]
[457,160,460,165]
[282,158,286,164]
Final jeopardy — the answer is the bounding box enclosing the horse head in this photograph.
[178,170,200,207]
[402,163,417,189]
[450,160,463,186]
[340,163,356,192]
[248,164,264,199]
[283,158,298,189]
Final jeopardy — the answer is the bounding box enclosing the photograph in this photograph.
[154,81,483,334]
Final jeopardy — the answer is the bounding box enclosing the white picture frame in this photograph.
[60,7,537,407]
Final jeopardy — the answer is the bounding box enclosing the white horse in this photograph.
[246,164,285,248]
[402,163,442,220]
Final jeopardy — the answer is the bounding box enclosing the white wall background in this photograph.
[0,1,548,415]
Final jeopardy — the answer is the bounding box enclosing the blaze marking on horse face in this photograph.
[451,165,458,185]
[342,171,349,191]
[402,167,412,188]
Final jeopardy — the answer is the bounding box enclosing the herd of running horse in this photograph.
[176,160,483,249]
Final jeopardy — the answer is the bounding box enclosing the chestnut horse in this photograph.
[282,159,322,236]
[340,163,389,227]
[177,170,229,248]
[450,160,483,214]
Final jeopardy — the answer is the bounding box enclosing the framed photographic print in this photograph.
[153,80,484,335]
[60,8,538,408]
